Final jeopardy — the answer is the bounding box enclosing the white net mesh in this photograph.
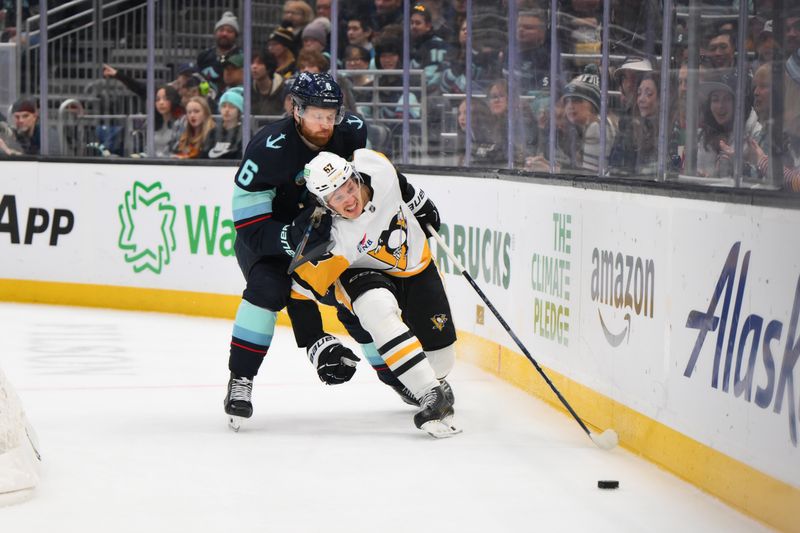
[0,367,39,503]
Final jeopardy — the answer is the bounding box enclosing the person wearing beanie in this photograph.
[268,26,298,79]
[301,19,329,54]
[561,65,616,174]
[9,98,41,155]
[207,87,243,160]
[197,10,242,97]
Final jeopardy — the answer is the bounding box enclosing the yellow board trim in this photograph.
[1,279,797,532]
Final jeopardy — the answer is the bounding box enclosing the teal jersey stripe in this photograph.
[232,325,273,346]
[360,342,383,366]
[233,300,277,338]
[232,186,275,223]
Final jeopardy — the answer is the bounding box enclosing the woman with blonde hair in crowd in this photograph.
[172,96,217,159]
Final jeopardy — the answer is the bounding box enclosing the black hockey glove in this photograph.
[282,207,332,257]
[415,198,441,238]
[307,335,360,385]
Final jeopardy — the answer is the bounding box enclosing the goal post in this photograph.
[0,367,41,506]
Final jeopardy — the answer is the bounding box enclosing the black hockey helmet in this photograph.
[290,71,345,124]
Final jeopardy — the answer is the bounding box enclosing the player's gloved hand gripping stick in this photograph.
[426,224,618,450]
[287,207,334,274]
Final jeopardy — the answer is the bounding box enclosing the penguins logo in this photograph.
[431,314,448,331]
[366,210,409,270]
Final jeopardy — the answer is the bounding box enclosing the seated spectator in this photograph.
[484,78,537,167]
[7,98,40,155]
[268,26,297,79]
[361,36,422,121]
[153,85,185,157]
[372,0,403,36]
[251,50,285,117]
[754,21,777,71]
[315,0,331,19]
[696,74,736,178]
[410,3,450,95]
[455,97,504,167]
[560,65,617,174]
[558,0,602,77]
[440,19,498,94]
[181,72,218,113]
[281,0,314,53]
[301,17,331,57]
[206,87,243,160]
[513,9,550,95]
[668,61,688,172]
[525,97,572,172]
[295,48,330,73]
[221,52,245,92]
[171,96,217,159]
[609,72,661,176]
[197,11,242,96]
[0,1,30,42]
[344,15,375,65]
[342,45,374,87]
[613,57,653,120]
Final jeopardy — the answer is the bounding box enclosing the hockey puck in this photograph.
[597,480,619,489]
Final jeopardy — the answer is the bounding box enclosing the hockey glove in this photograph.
[414,198,441,238]
[307,335,360,385]
[283,207,332,257]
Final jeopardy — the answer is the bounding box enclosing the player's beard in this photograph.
[298,121,334,148]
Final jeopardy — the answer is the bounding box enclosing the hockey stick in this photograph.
[286,207,327,274]
[426,224,618,450]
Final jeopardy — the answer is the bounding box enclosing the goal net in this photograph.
[0,367,40,506]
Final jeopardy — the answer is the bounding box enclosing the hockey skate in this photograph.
[413,384,461,438]
[224,373,253,432]
[391,383,420,406]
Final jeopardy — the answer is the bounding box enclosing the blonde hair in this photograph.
[285,1,313,25]
[176,96,215,158]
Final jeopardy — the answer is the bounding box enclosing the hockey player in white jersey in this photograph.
[290,148,460,438]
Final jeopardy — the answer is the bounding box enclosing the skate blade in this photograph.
[228,415,244,432]
[420,419,462,439]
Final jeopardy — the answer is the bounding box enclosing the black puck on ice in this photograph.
[597,480,619,489]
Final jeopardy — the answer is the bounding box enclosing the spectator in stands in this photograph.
[668,61,688,172]
[372,0,403,35]
[609,72,661,176]
[513,10,550,95]
[343,45,374,88]
[282,0,314,52]
[361,35,422,122]
[268,26,298,79]
[484,78,537,166]
[222,52,246,93]
[455,97,503,166]
[0,0,30,43]
[0,113,23,156]
[560,65,616,174]
[345,15,375,64]
[613,57,653,120]
[440,19,499,94]
[410,3,450,96]
[153,85,185,158]
[705,29,737,76]
[295,48,330,73]
[181,72,218,113]
[171,96,217,159]
[197,11,242,96]
[786,9,800,55]
[251,50,285,117]
[302,17,330,56]
[206,87,243,160]
[525,97,572,172]
[754,21,777,70]
[558,0,602,77]
[696,73,737,178]
[316,0,332,19]
[7,98,40,155]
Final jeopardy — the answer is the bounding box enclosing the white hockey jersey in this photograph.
[293,148,432,299]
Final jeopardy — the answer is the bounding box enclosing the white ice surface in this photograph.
[0,303,769,533]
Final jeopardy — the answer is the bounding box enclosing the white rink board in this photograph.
[1,161,798,488]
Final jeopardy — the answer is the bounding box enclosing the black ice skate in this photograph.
[224,373,253,432]
[391,383,420,406]
[439,379,455,406]
[413,384,461,438]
